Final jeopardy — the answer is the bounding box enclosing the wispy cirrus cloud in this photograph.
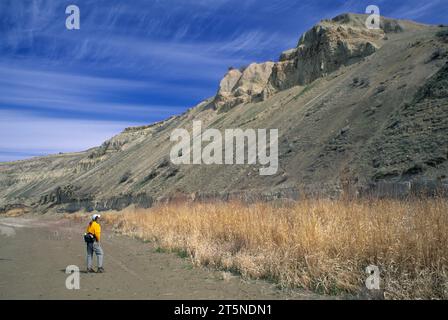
[386,0,446,20]
[0,110,134,161]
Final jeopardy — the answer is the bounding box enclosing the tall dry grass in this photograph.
[72,198,448,299]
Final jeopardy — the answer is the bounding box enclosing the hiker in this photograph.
[84,213,104,273]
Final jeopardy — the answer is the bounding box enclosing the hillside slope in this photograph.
[1,14,448,213]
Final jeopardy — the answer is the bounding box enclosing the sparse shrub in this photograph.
[140,170,158,185]
[437,28,448,42]
[164,167,178,178]
[410,40,422,47]
[426,48,447,63]
[351,77,369,88]
[375,85,386,95]
[157,158,170,169]
[119,170,132,184]
[403,163,425,175]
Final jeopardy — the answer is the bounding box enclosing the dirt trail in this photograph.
[0,216,325,300]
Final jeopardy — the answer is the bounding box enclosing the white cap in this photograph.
[92,214,101,221]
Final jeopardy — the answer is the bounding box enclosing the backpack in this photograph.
[84,232,95,243]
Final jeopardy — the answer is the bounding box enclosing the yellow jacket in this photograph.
[86,221,101,242]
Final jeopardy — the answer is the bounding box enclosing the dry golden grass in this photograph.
[70,198,448,299]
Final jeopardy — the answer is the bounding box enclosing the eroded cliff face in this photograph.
[214,62,275,112]
[214,13,411,111]
[269,16,385,90]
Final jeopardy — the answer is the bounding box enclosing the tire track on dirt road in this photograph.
[0,216,328,300]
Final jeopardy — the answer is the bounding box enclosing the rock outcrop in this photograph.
[267,14,386,91]
[214,13,412,110]
[214,62,274,112]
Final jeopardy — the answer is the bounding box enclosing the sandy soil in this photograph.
[0,216,326,300]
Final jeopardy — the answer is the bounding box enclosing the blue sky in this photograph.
[0,0,446,162]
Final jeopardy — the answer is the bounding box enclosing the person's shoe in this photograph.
[87,268,95,273]
[97,267,105,273]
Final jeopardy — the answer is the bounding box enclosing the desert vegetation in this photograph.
[70,198,448,299]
